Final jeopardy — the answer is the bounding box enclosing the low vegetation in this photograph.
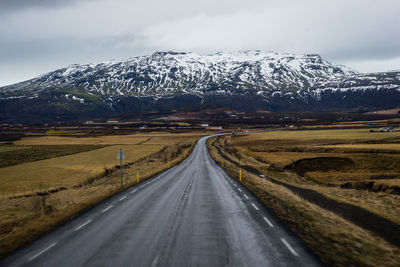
[0,132,202,258]
[208,128,400,265]
[0,145,105,168]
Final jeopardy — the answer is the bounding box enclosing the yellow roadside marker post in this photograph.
[239,169,242,182]
[136,172,139,184]
[168,162,170,168]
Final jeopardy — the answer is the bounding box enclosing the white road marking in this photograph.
[130,189,137,194]
[233,184,237,188]
[260,174,265,178]
[75,219,92,231]
[151,255,160,267]
[263,216,274,227]
[119,196,127,201]
[251,203,259,211]
[281,238,299,256]
[237,188,242,192]
[28,242,57,261]
[243,194,249,199]
[102,205,113,213]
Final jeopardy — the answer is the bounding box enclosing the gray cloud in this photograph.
[0,0,97,14]
[0,0,399,86]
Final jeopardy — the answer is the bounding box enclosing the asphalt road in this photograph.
[1,136,320,267]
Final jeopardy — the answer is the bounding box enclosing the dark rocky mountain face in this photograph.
[1,51,399,123]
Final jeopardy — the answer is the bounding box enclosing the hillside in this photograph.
[1,51,399,123]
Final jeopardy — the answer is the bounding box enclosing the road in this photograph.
[1,136,320,267]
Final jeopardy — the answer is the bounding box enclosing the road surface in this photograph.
[1,136,320,267]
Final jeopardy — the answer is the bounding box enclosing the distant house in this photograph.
[379,127,393,132]
[139,125,148,129]
[113,126,120,130]
[200,123,209,127]
[107,120,119,123]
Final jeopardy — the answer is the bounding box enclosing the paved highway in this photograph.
[1,136,320,267]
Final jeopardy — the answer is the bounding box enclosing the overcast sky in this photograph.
[1,0,399,86]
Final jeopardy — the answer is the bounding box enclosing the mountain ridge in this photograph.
[1,51,399,123]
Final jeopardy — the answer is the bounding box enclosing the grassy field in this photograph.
[208,135,400,266]
[0,147,27,153]
[232,129,400,186]
[0,145,105,168]
[0,131,203,258]
[321,143,400,150]
[0,132,206,196]
[245,128,400,141]
[225,129,400,224]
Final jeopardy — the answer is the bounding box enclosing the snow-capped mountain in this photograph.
[1,51,399,122]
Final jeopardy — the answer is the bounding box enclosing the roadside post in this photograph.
[117,149,126,187]
[239,169,242,182]
[136,172,139,184]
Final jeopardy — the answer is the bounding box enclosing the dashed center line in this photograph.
[130,189,137,194]
[263,216,274,227]
[243,194,249,199]
[102,205,113,213]
[75,219,92,231]
[28,242,57,261]
[281,238,299,256]
[251,203,259,211]
[237,188,242,192]
[119,196,127,201]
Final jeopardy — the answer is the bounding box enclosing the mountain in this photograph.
[1,51,399,123]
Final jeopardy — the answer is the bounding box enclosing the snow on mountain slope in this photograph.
[1,51,399,123]
[1,51,356,98]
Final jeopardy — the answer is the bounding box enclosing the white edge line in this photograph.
[263,216,274,227]
[102,205,113,213]
[251,203,259,211]
[119,196,127,201]
[75,219,92,231]
[28,242,57,261]
[151,255,160,267]
[281,238,299,256]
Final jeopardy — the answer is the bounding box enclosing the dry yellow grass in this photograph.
[241,128,399,141]
[0,144,161,194]
[321,144,400,150]
[14,132,192,145]
[1,132,204,195]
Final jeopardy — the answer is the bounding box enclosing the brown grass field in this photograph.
[0,131,204,258]
[208,128,400,265]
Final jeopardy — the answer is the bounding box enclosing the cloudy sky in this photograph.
[0,0,399,86]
